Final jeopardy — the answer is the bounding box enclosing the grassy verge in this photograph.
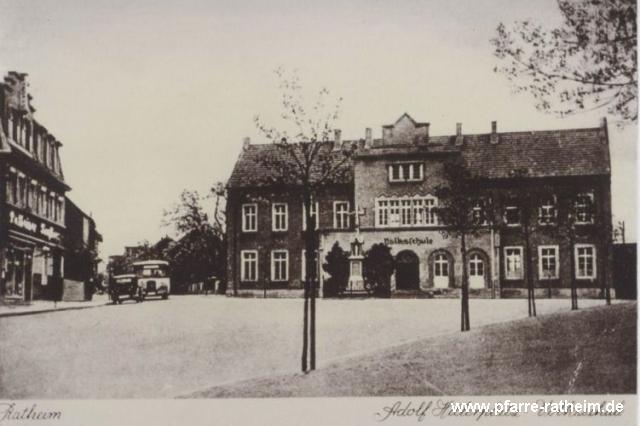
[186,302,636,398]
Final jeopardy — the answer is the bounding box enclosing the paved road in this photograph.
[0,295,614,398]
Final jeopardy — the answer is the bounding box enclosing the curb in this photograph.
[0,302,109,318]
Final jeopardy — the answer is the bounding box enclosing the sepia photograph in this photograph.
[0,0,637,425]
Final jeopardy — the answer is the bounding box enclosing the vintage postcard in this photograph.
[0,1,636,425]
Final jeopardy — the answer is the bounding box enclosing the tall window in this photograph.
[46,194,52,219]
[242,204,258,232]
[575,193,595,224]
[538,196,557,225]
[37,187,45,215]
[504,205,521,226]
[42,138,48,166]
[33,130,39,159]
[434,254,449,276]
[575,244,596,279]
[469,254,484,276]
[388,163,424,182]
[538,245,559,279]
[333,201,350,229]
[272,203,288,232]
[16,175,24,207]
[376,196,437,227]
[271,250,288,281]
[241,250,258,281]
[302,201,319,230]
[6,171,16,204]
[504,246,523,280]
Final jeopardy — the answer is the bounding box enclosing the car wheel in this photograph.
[162,294,168,300]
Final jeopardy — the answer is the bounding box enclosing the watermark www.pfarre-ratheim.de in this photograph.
[375,399,625,422]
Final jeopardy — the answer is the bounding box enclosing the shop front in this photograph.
[1,208,65,302]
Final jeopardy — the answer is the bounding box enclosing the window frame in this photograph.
[504,205,521,227]
[537,245,560,280]
[375,195,438,228]
[574,243,597,280]
[271,202,288,232]
[575,192,595,225]
[242,203,258,232]
[388,162,424,183]
[333,201,350,229]
[537,195,557,225]
[504,246,524,280]
[271,250,289,282]
[471,200,488,226]
[433,253,449,277]
[240,250,258,282]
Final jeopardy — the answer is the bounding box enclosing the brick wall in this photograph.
[226,184,353,293]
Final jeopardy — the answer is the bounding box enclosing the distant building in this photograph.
[63,197,102,301]
[226,113,613,299]
[613,243,636,300]
[0,71,100,302]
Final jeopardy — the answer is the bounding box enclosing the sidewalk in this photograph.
[0,293,110,318]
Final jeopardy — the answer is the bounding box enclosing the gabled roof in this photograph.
[228,142,354,188]
[458,127,610,179]
[382,112,429,129]
[228,125,610,188]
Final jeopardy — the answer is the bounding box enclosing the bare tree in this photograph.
[253,68,355,372]
[492,0,637,122]
[434,159,489,332]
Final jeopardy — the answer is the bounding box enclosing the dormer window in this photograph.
[388,162,424,182]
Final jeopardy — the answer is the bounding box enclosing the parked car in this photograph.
[109,273,143,304]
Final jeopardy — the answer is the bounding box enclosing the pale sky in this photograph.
[0,0,636,258]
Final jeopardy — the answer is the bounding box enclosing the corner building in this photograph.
[226,113,613,299]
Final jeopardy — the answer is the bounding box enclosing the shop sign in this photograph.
[9,210,61,242]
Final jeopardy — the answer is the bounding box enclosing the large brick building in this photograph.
[226,113,613,298]
[0,72,101,302]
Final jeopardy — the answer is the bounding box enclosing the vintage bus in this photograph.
[132,260,171,300]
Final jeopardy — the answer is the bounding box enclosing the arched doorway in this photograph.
[433,253,450,288]
[395,250,419,290]
[467,249,490,289]
[428,250,454,289]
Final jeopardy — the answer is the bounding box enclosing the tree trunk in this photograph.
[569,234,578,310]
[302,280,309,372]
[524,226,536,317]
[302,189,319,372]
[460,234,470,332]
[602,230,612,306]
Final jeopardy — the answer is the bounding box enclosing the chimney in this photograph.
[600,117,608,129]
[365,127,372,148]
[455,122,464,146]
[242,137,251,150]
[490,121,499,144]
[333,129,342,151]
[599,117,608,144]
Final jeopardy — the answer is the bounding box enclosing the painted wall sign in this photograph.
[383,236,434,246]
[9,210,61,242]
